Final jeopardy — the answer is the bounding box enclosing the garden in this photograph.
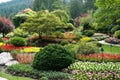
[0,0,120,80]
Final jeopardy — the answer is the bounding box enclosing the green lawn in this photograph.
[102,44,120,54]
[0,71,32,80]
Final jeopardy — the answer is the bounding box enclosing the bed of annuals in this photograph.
[68,62,120,80]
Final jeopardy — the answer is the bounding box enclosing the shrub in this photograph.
[53,32,64,39]
[10,37,27,46]
[0,38,3,42]
[7,64,71,80]
[10,50,19,58]
[105,37,120,44]
[0,47,3,53]
[111,25,120,34]
[114,30,120,39]
[82,30,94,37]
[60,40,69,46]
[32,44,74,71]
[77,42,99,55]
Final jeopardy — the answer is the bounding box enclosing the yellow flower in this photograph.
[80,37,93,42]
[20,47,41,53]
[0,42,5,47]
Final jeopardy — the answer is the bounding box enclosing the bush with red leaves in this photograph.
[0,17,15,37]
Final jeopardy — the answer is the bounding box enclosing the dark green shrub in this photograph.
[53,32,64,39]
[10,37,27,46]
[82,30,94,37]
[111,25,120,34]
[77,42,99,55]
[7,64,71,80]
[0,38,3,42]
[60,40,69,46]
[32,44,74,71]
[114,30,120,39]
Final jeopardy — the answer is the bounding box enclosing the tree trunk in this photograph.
[3,33,5,38]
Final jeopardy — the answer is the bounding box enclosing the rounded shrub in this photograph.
[82,30,94,37]
[77,42,99,55]
[0,38,3,42]
[32,44,74,71]
[114,30,120,39]
[10,37,27,46]
[60,40,69,46]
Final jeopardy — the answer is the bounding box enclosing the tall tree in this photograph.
[20,11,66,38]
[94,0,120,33]
[33,0,65,11]
[0,17,15,37]
[69,0,84,19]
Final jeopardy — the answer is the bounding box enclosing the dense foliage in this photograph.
[10,37,27,46]
[0,0,33,18]
[32,44,74,71]
[0,17,15,37]
[7,64,71,80]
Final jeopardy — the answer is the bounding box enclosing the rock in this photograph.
[0,77,7,80]
[5,60,19,66]
[0,52,13,65]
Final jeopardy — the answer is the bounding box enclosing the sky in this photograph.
[0,0,11,3]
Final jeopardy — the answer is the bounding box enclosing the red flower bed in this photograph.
[2,38,9,41]
[76,53,120,62]
[1,44,30,51]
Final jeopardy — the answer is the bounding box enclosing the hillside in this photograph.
[0,0,33,18]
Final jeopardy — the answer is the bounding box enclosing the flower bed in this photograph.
[76,53,120,62]
[16,53,34,64]
[68,62,120,80]
[1,44,30,51]
[20,47,41,53]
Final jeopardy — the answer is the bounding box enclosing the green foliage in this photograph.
[52,10,69,23]
[60,40,69,46]
[0,38,3,42]
[13,9,36,27]
[77,42,99,55]
[13,28,29,38]
[114,30,120,39]
[82,30,94,37]
[0,0,33,18]
[94,0,120,32]
[33,0,65,11]
[32,44,74,71]
[0,47,3,53]
[53,32,65,39]
[11,50,19,58]
[7,64,71,80]
[111,25,120,34]
[0,71,32,80]
[21,11,66,37]
[40,77,48,80]
[10,37,27,46]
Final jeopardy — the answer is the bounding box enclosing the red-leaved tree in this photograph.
[0,17,15,37]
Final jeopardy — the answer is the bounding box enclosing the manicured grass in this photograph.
[0,71,32,80]
[102,44,120,54]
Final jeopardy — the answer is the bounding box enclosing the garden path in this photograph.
[99,40,120,47]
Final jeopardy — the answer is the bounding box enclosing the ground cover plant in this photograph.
[68,62,120,80]
[0,71,32,80]
[7,64,71,80]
